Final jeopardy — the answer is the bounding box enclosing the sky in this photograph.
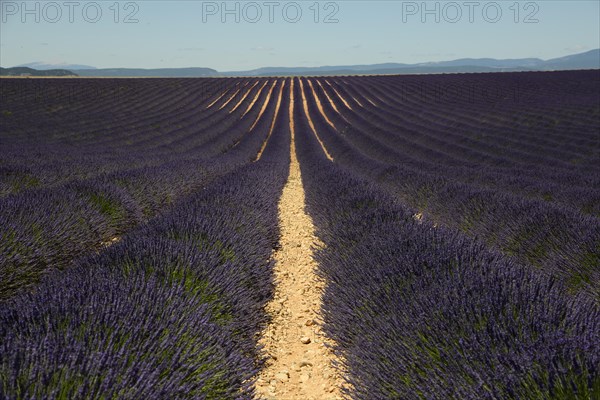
[1,0,599,70]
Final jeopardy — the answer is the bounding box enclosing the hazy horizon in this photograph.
[6,47,599,72]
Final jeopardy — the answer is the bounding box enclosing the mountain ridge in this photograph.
[4,49,598,77]
[0,66,78,77]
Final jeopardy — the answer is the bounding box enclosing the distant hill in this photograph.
[17,62,97,70]
[225,65,536,77]
[416,57,544,69]
[0,67,77,77]
[75,68,218,77]
[222,60,541,76]
[223,49,600,76]
[543,49,600,70]
[5,49,598,77]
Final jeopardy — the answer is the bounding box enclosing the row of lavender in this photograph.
[305,72,600,296]
[323,73,600,216]
[0,78,272,195]
[294,82,600,398]
[0,78,281,300]
[335,71,598,171]
[0,81,291,398]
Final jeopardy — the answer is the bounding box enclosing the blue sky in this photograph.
[1,1,599,70]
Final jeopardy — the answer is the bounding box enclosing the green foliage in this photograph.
[88,192,125,227]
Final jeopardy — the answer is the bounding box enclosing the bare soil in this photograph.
[256,81,286,161]
[230,81,259,113]
[255,79,344,400]
[249,81,278,131]
[324,80,359,109]
[306,80,336,130]
[298,79,334,161]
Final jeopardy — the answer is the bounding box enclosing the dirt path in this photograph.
[306,80,336,130]
[255,81,285,161]
[231,80,277,151]
[336,78,376,106]
[315,80,351,125]
[361,92,379,107]
[218,87,242,110]
[298,79,334,161]
[243,81,269,117]
[230,81,259,113]
[205,89,229,109]
[315,81,342,114]
[324,79,360,109]
[249,80,278,131]
[254,79,344,400]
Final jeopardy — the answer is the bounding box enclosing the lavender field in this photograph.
[1,71,599,399]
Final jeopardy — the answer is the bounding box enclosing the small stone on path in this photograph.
[300,336,311,344]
